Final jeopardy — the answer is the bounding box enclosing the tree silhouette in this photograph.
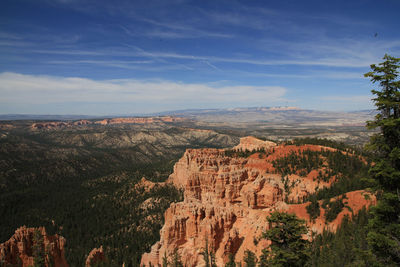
[364,54,400,265]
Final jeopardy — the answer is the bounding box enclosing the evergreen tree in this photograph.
[32,229,45,267]
[364,54,400,265]
[210,251,217,267]
[202,238,210,267]
[225,253,236,267]
[162,251,169,267]
[243,250,256,267]
[171,249,183,267]
[306,196,320,221]
[201,237,217,267]
[260,211,310,267]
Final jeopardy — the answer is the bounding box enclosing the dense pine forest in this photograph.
[0,153,184,266]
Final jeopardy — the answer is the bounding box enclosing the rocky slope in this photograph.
[141,138,375,266]
[0,226,68,267]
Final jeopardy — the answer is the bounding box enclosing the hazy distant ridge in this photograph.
[0,107,376,124]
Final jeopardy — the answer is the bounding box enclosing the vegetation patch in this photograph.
[322,196,346,222]
[306,197,321,221]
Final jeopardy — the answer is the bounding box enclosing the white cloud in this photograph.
[0,72,287,113]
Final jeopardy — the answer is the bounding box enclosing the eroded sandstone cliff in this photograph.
[0,226,68,267]
[141,138,375,266]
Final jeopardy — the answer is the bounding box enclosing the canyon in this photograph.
[0,131,375,266]
[141,137,375,266]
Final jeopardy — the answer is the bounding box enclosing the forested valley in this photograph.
[0,124,237,266]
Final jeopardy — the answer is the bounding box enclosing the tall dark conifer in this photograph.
[202,238,210,267]
[225,253,236,267]
[243,250,256,267]
[364,54,400,265]
[32,229,45,267]
[259,211,310,267]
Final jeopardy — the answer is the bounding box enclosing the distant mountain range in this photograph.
[158,107,377,126]
[0,107,377,126]
[0,114,100,121]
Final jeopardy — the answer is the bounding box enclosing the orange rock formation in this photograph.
[0,226,68,267]
[141,138,375,267]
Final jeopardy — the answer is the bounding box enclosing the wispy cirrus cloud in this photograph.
[24,46,383,68]
[120,17,234,39]
[47,59,193,71]
[0,32,23,40]
[31,49,104,56]
[0,40,34,47]
[23,33,400,69]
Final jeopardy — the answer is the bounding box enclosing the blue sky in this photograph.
[0,0,399,115]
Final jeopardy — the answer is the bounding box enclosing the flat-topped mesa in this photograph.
[31,121,69,130]
[142,138,375,267]
[0,226,68,267]
[233,136,276,152]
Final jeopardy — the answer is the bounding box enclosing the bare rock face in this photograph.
[141,138,376,267]
[0,226,68,267]
[233,136,276,151]
[31,121,69,130]
[85,246,106,267]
